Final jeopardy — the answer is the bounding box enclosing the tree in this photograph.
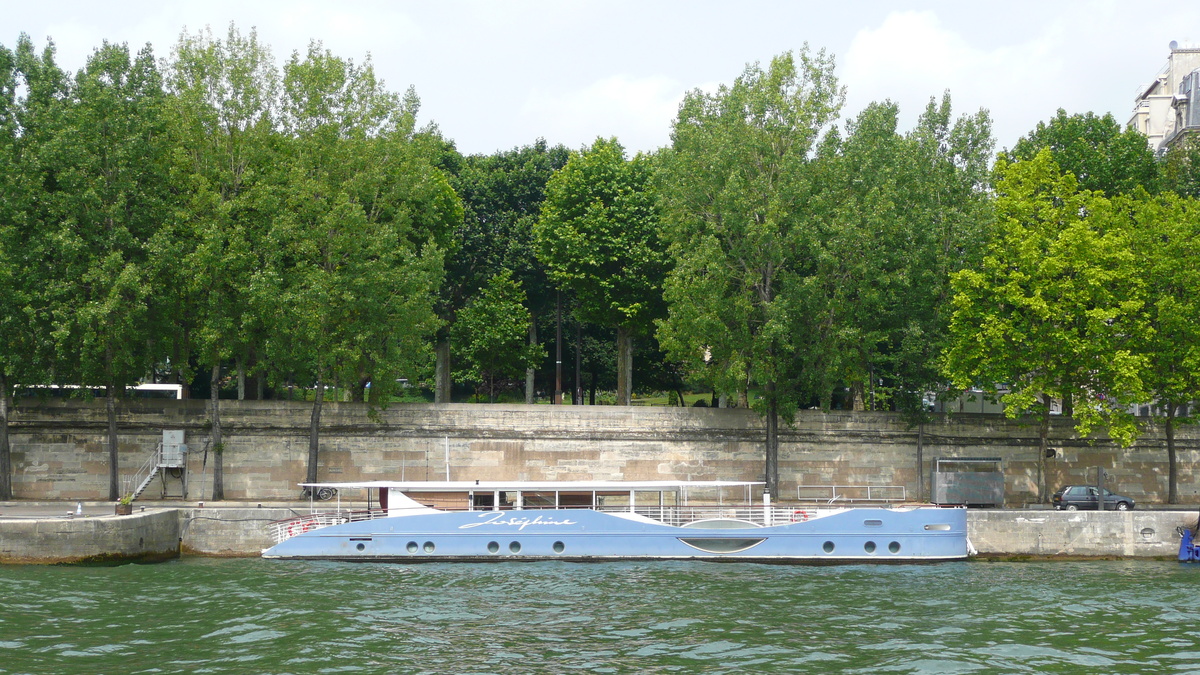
[535,137,666,406]
[453,271,543,402]
[45,42,171,501]
[942,150,1148,502]
[1007,109,1158,197]
[271,42,445,489]
[810,95,993,418]
[1161,134,1200,199]
[164,23,280,500]
[1127,193,1200,503]
[657,49,843,496]
[0,35,70,499]
[0,41,25,500]
[446,140,570,403]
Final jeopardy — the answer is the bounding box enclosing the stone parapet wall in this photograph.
[181,507,305,557]
[969,510,1198,557]
[0,508,180,564]
[6,400,1199,505]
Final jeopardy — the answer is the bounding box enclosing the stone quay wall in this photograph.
[5,400,1199,506]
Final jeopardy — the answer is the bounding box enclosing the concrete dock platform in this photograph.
[3,500,1199,563]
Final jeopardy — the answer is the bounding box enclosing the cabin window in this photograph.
[864,519,883,527]
[924,524,951,531]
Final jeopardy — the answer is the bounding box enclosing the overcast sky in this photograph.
[4,1,1199,156]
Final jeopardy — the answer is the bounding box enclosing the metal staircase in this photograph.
[129,443,163,500]
[125,430,188,502]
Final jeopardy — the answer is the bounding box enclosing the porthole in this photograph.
[356,543,365,551]
[406,541,418,553]
[864,541,876,554]
[822,541,835,553]
[487,541,500,553]
[509,541,522,553]
[423,541,436,553]
[888,541,901,554]
[553,541,565,554]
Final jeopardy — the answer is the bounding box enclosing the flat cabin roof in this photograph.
[299,480,763,492]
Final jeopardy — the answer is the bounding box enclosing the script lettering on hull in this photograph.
[458,512,578,531]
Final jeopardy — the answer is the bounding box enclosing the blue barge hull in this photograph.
[263,506,969,563]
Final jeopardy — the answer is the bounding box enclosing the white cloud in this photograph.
[841,10,1065,149]
[520,74,685,153]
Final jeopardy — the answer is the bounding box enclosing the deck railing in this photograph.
[796,485,907,504]
[268,504,828,544]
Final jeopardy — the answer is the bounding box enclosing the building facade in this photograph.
[1130,40,1200,153]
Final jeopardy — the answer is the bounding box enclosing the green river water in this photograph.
[1,558,1198,674]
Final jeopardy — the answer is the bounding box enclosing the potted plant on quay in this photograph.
[115,493,134,516]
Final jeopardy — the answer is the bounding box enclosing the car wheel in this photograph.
[1116,501,1130,511]
[1066,505,1078,511]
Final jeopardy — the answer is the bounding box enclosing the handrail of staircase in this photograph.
[127,442,163,502]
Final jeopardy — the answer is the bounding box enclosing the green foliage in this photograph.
[658,48,844,493]
[448,139,570,312]
[942,149,1149,498]
[812,93,993,420]
[1161,134,1200,198]
[536,137,665,331]
[536,137,666,404]
[269,41,446,396]
[659,49,843,410]
[453,271,544,401]
[47,41,171,390]
[1007,109,1159,197]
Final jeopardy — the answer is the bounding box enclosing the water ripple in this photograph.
[2,559,1200,673]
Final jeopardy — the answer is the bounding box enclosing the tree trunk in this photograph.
[525,317,537,404]
[765,383,779,498]
[589,369,597,405]
[916,422,925,502]
[0,370,11,500]
[237,358,246,401]
[434,336,451,403]
[616,325,633,406]
[555,295,563,404]
[106,384,119,502]
[1167,404,1179,505]
[1037,393,1051,503]
[307,373,325,487]
[210,363,224,501]
[574,319,583,405]
[851,382,865,411]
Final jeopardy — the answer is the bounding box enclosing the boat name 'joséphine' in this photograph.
[458,512,578,530]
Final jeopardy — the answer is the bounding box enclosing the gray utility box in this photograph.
[930,457,1004,507]
[161,430,187,468]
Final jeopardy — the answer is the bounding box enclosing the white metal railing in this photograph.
[796,485,907,504]
[125,442,164,501]
[267,505,831,544]
[268,509,388,544]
